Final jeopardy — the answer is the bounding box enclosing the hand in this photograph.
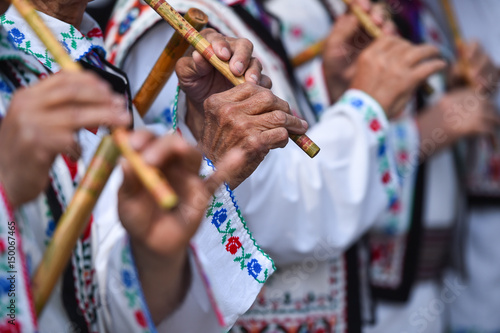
[451,41,499,95]
[417,88,500,160]
[322,4,396,102]
[118,131,245,324]
[199,83,308,189]
[350,36,446,118]
[0,71,130,208]
[176,28,271,113]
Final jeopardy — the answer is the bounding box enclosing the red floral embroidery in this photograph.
[0,320,22,333]
[382,172,391,184]
[305,76,314,89]
[225,236,242,255]
[291,26,302,38]
[86,28,103,38]
[0,239,5,255]
[370,119,381,132]
[390,199,401,213]
[134,310,147,327]
[398,151,409,163]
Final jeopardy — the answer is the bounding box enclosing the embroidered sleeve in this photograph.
[298,57,332,117]
[188,157,276,330]
[0,182,14,222]
[332,89,398,207]
[101,235,157,332]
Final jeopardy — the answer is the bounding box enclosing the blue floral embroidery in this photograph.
[247,259,262,279]
[121,269,134,288]
[211,208,227,229]
[0,81,12,94]
[0,277,10,295]
[350,98,364,109]
[45,219,56,239]
[8,28,24,44]
[119,8,140,36]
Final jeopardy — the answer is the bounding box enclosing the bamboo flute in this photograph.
[441,0,498,150]
[440,0,474,85]
[341,0,435,96]
[291,40,326,68]
[144,0,321,158]
[134,8,208,116]
[10,0,179,315]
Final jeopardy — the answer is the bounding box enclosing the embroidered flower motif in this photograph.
[350,98,364,109]
[225,236,242,255]
[0,239,5,254]
[134,310,147,328]
[0,278,11,295]
[390,199,401,213]
[370,119,382,132]
[378,142,386,157]
[119,8,140,35]
[211,208,228,229]
[121,269,133,288]
[382,171,391,184]
[305,76,314,88]
[44,219,56,240]
[291,26,302,38]
[0,320,21,333]
[8,28,24,44]
[0,81,12,94]
[86,28,103,38]
[247,258,262,279]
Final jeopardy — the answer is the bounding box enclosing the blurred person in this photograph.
[106,0,445,331]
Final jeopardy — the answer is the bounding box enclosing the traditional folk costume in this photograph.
[363,1,464,332]
[431,1,500,331]
[0,7,274,332]
[106,0,403,331]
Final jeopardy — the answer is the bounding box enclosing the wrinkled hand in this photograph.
[350,36,446,118]
[176,28,271,112]
[199,83,308,189]
[417,88,500,159]
[118,131,245,323]
[451,40,499,94]
[323,3,396,102]
[0,71,130,208]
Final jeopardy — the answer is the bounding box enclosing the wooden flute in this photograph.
[10,0,184,315]
[143,0,321,158]
[134,8,208,116]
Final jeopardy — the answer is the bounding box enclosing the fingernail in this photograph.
[250,74,259,84]
[301,120,308,129]
[235,61,244,74]
[221,47,231,59]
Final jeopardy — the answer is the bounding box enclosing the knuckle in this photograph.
[271,111,288,127]
[257,90,276,106]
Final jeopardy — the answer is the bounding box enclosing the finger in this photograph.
[209,82,265,105]
[369,3,387,26]
[204,148,246,196]
[382,20,397,36]
[412,59,447,83]
[405,44,441,67]
[141,135,202,175]
[329,14,360,43]
[49,100,131,130]
[466,40,481,64]
[260,127,289,150]
[227,37,254,77]
[260,110,308,134]
[41,71,114,108]
[353,0,371,12]
[243,89,291,116]
[201,28,232,61]
[244,57,263,85]
[260,75,272,89]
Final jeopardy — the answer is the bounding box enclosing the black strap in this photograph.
[45,185,90,333]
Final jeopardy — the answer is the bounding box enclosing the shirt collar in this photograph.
[2,7,105,73]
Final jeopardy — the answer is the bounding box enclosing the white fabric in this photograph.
[438,1,500,332]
